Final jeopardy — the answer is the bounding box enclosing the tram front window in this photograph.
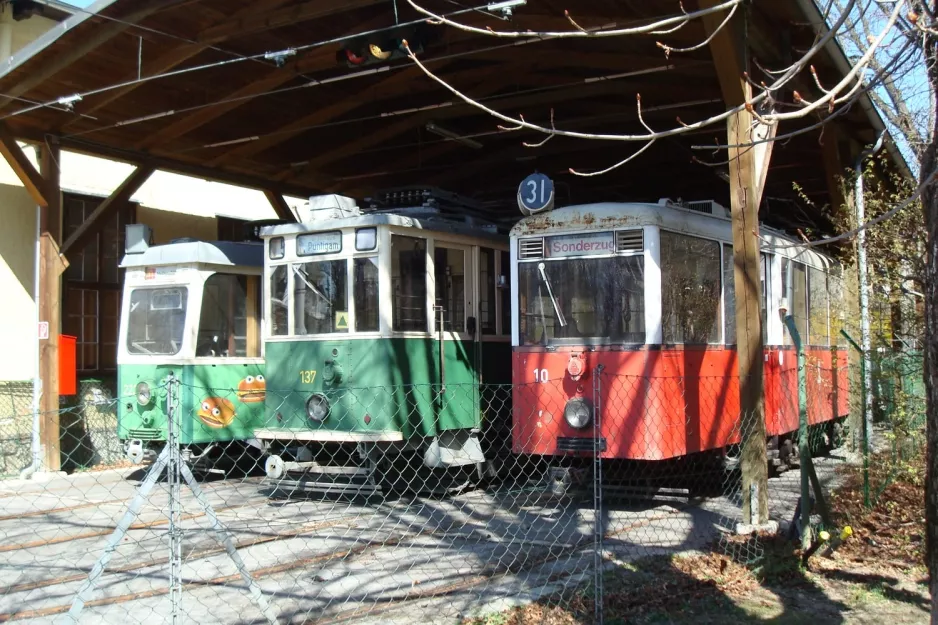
[197,274,259,357]
[293,260,348,335]
[518,256,644,346]
[126,287,188,355]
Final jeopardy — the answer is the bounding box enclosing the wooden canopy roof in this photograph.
[0,0,891,232]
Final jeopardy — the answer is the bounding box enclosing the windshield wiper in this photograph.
[537,262,566,327]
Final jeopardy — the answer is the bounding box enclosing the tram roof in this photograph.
[259,212,505,244]
[511,201,835,270]
[119,240,263,269]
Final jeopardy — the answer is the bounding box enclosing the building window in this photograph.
[62,194,134,374]
[217,216,249,242]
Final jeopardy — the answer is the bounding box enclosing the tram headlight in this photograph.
[306,393,331,422]
[563,397,592,429]
[135,382,151,406]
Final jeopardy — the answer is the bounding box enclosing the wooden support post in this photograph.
[38,234,67,471]
[263,190,296,222]
[702,1,774,524]
[39,142,63,471]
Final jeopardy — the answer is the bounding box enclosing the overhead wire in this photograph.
[0,1,525,122]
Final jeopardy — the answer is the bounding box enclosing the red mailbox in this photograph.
[59,335,77,396]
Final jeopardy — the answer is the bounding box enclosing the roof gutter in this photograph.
[0,0,119,80]
[793,0,914,179]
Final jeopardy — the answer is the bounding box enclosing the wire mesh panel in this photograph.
[0,359,916,624]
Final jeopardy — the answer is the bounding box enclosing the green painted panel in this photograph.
[118,362,265,445]
[264,338,511,438]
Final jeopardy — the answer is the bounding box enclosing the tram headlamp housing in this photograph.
[135,382,152,406]
[563,397,592,429]
[306,393,331,422]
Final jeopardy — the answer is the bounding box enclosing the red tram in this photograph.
[510,199,849,474]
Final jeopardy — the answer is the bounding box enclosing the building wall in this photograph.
[0,183,37,381]
[137,206,218,244]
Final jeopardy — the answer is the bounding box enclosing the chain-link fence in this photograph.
[0,358,923,625]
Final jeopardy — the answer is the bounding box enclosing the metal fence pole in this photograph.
[783,316,812,550]
[840,330,871,508]
[592,364,604,625]
[166,373,182,624]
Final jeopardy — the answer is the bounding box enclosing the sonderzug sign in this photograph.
[546,232,615,257]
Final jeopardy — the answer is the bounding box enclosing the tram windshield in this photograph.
[126,287,188,355]
[518,256,644,345]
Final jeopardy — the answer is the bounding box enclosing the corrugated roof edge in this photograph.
[794,0,914,179]
[0,0,117,81]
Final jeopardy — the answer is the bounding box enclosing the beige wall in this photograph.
[0,183,37,381]
[137,205,217,245]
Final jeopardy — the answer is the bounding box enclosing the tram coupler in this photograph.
[125,439,145,465]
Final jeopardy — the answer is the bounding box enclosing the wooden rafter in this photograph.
[0,0,184,113]
[280,61,709,182]
[264,190,296,221]
[61,165,155,256]
[134,12,392,151]
[66,0,295,122]
[0,123,48,207]
[196,0,385,43]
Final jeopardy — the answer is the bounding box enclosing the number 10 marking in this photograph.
[533,368,548,383]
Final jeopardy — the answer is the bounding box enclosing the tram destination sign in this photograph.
[546,232,615,257]
[297,231,342,256]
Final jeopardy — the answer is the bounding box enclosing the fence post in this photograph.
[840,330,871,508]
[782,316,812,550]
[592,364,604,625]
[166,372,182,624]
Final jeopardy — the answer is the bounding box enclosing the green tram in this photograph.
[117,226,266,471]
[257,194,512,493]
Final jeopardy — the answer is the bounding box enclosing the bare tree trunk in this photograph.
[922,33,938,623]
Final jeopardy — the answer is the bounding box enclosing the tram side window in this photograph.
[723,247,769,345]
[435,246,466,332]
[480,248,496,335]
[270,265,289,336]
[660,232,721,344]
[391,235,427,332]
[829,265,848,346]
[127,287,187,355]
[499,251,511,336]
[782,260,809,345]
[809,267,830,346]
[197,274,260,357]
[354,257,379,332]
[293,260,348,335]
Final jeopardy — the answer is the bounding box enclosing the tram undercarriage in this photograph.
[260,431,489,496]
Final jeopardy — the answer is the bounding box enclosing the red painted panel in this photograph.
[59,335,77,396]
[512,345,850,461]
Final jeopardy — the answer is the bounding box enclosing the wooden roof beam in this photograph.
[197,0,386,43]
[68,0,294,121]
[0,123,48,207]
[264,190,297,222]
[61,165,155,256]
[0,0,185,113]
[281,62,709,181]
[134,12,392,151]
